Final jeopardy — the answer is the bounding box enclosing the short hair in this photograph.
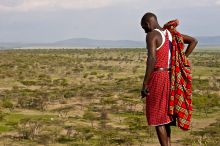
[141,12,157,25]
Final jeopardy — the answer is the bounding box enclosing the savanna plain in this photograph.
[0,48,219,146]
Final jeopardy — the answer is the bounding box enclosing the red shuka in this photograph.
[163,20,193,130]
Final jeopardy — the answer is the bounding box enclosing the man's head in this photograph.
[141,12,158,33]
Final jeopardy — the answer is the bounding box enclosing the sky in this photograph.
[0,0,220,43]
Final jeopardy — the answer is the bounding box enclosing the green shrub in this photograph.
[1,98,13,109]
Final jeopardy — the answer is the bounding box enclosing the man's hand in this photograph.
[175,19,179,25]
[141,86,149,98]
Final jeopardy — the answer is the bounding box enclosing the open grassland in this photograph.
[0,48,219,146]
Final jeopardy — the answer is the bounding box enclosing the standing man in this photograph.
[140,12,197,146]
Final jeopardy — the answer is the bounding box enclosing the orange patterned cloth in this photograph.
[163,20,193,130]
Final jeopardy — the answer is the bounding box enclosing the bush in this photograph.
[64,91,76,98]
[1,98,13,109]
[20,80,37,86]
[90,71,97,75]
[17,97,46,110]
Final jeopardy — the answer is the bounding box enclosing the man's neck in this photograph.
[154,24,163,30]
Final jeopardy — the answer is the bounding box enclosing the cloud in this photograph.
[0,0,127,12]
[146,0,220,9]
[0,0,219,12]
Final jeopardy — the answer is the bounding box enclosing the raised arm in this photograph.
[182,34,198,57]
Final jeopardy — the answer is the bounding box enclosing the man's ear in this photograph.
[146,22,150,29]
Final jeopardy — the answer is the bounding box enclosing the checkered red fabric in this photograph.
[145,31,173,126]
[163,20,192,131]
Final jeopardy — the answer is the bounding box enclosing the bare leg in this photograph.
[155,124,171,146]
[165,124,171,146]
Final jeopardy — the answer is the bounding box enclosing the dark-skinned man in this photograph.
[140,12,198,146]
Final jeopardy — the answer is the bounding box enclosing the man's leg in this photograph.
[165,124,171,146]
[155,124,171,146]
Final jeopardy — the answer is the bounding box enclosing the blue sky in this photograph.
[0,0,220,43]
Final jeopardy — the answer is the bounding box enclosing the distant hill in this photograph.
[0,42,26,50]
[197,36,220,46]
[54,36,220,48]
[53,38,145,48]
[0,36,220,49]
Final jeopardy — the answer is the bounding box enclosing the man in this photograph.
[140,12,198,146]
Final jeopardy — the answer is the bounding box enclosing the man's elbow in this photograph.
[148,56,156,64]
[193,38,198,45]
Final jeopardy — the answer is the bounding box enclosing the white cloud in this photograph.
[0,0,126,12]
[0,0,219,12]
[146,0,220,9]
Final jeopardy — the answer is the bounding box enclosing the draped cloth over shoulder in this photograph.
[163,20,192,130]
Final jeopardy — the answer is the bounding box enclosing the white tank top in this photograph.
[154,29,172,68]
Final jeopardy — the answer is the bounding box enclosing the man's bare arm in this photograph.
[142,32,157,88]
[182,34,198,57]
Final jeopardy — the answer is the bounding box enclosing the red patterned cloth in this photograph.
[145,30,173,126]
[163,20,192,130]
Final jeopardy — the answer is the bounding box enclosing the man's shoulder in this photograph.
[146,30,161,41]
